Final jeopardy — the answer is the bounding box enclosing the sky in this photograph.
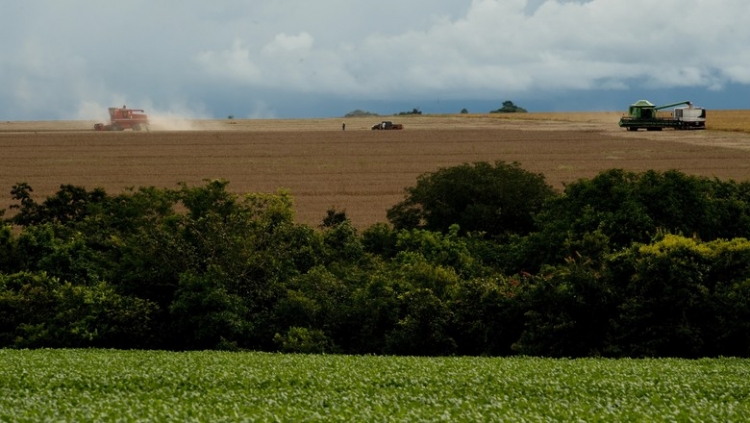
[2,0,749,121]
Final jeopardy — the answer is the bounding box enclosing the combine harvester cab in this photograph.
[619,100,706,131]
[94,106,150,131]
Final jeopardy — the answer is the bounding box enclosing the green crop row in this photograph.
[1,349,749,422]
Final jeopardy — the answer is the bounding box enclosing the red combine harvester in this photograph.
[94,106,150,131]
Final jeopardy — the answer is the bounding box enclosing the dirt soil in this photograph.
[3,114,750,229]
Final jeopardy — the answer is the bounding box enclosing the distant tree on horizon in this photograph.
[490,101,528,113]
[396,108,422,116]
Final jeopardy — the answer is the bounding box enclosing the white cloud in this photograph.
[192,0,750,97]
[196,39,262,84]
[261,32,314,54]
[724,65,750,85]
[2,0,750,119]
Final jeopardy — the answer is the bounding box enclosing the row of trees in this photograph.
[343,101,526,117]
[2,163,750,357]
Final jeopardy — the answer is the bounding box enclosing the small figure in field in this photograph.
[342,122,346,131]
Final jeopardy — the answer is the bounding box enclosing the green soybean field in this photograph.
[1,350,749,422]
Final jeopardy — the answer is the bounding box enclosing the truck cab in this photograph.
[371,121,403,130]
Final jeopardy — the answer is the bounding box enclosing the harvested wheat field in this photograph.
[2,111,750,229]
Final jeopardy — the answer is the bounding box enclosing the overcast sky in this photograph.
[2,0,749,120]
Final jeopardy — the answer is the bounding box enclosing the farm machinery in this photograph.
[619,100,706,131]
[94,106,150,131]
[371,121,403,130]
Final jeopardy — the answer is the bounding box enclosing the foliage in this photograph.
[528,169,750,269]
[3,165,750,357]
[606,235,750,357]
[169,266,253,350]
[449,276,524,356]
[396,108,422,116]
[385,288,456,355]
[0,272,156,348]
[393,225,480,278]
[387,161,556,238]
[361,222,399,258]
[460,108,469,114]
[0,225,17,274]
[2,350,750,421]
[9,183,108,227]
[490,100,528,113]
[320,207,348,228]
[512,254,616,357]
[273,326,334,353]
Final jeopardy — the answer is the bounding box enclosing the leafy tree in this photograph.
[634,170,750,240]
[393,225,480,278]
[321,220,365,265]
[513,253,616,357]
[0,225,17,274]
[385,288,456,356]
[17,226,109,285]
[391,251,461,299]
[529,169,750,269]
[450,276,524,356]
[460,108,469,114]
[9,183,108,227]
[344,109,379,117]
[273,326,335,353]
[490,101,527,113]
[606,236,713,357]
[321,207,348,228]
[387,161,556,238]
[7,169,750,357]
[106,182,319,349]
[348,272,405,354]
[272,266,351,352]
[361,222,399,259]
[169,266,252,350]
[7,182,37,225]
[607,235,750,358]
[0,272,156,349]
[396,108,422,116]
[702,238,750,356]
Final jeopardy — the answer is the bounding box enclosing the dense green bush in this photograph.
[525,169,750,271]
[387,161,555,239]
[0,272,156,348]
[490,101,527,113]
[0,225,18,274]
[607,235,750,357]
[3,166,750,357]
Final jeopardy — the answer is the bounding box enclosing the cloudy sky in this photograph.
[2,0,749,120]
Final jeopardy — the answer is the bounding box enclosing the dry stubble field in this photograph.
[2,111,750,229]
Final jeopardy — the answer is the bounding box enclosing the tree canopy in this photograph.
[386,161,555,238]
[3,165,750,357]
[490,101,528,113]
